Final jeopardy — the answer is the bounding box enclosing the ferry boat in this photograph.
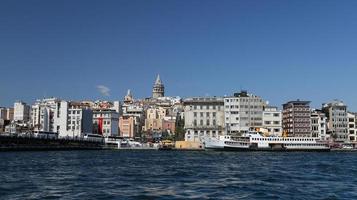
[204,132,330,152]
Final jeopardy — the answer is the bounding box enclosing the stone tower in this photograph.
[124,89,133,104]
[152,74,164,98]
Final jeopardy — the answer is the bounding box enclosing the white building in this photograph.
[348,112,357,141]
[31,98,60,132]
[93,109,119,137]
[262,106,282,136]
[311,110,327,140]
[54,101,93,138]
[183,97,225,142]
[14,101,30,122]
[224,91,266,134]
[322,100,348,141]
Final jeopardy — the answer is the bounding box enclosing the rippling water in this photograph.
[1,150,357,199]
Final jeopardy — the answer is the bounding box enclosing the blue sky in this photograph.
[1,0,357,110]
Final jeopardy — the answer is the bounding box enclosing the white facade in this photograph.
[224,91,266,134]
[322,100,348,141]
[311,110,327,140]
[93,109,119,137]
[14,101,30,122]
[184,97,225,142]
[31,98,60,132]
[348,112,357,141]
[54,101,93,138]
[262,107,282,136]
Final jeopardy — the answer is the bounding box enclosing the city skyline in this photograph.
[1,0,357,110]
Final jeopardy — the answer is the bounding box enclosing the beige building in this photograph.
[6,108,14,121]
[14,101,30,122]
[144,107,166,132]
[224,91,266,134]
[0,107,7,120]
[262,106,282,136]
[119,116,137,138]
[184,97,225,142]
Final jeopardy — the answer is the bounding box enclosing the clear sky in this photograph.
[1,0,357,110]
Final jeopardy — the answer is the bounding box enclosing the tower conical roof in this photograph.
[155,74,162,85]
[126,89,132,97]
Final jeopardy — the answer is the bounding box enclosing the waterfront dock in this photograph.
[0,135,104,151]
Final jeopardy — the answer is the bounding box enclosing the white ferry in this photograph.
[204,132,330,152]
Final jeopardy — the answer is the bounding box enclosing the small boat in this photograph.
[158,140,175,150]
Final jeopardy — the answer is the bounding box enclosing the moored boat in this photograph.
[204,131,330,152]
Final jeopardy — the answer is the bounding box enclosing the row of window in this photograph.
[225,105,263,109]
[193,112,217,117]
[225,98,263,103]
[190,105,222,110]
[252,138,315,142]
[68,110,81,114]
[193,119,217,126]
[264,121,280,125]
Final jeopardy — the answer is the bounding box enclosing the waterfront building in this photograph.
[0,119,4,133]
[31,98,60,132]
[143,107,166,132]
[262,106,282,136]
[152,74,164,98]
[0,107,7,120]
[120,105,144,138]
[119,116,138,138]
[183,97,225,142]
[14,101,30,122]
[55,101,93,138]
[311,110,327,140]
[322,100,348,141]
[282,100,311,137]
[347,112,357,141]
[224,91,266,134]
[93,109,119,137]
[6,108,14,121]
[162,118,176,134]
[4,121,30,133]
[120,90,145,138]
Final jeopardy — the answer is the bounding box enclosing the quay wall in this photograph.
[0,135,104,151]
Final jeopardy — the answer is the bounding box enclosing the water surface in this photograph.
[0,150,356,199]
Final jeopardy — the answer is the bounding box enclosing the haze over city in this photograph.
[1,0,357,110]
